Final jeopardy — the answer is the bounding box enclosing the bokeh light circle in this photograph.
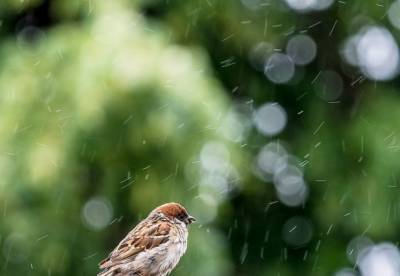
[285,0,334,12]
[356,26,399,80]
[388,1,400,29]
[358,243,400,276]
[257,142,288,176]
[274,166,305,196]
[264,53,295,84]
[282,216,313,247]
[286,34,317,65]
[81,196,113,231]
[253,103,287,136]
[314,70,343,101]
[346,236,374,264]
[334,268,357,276]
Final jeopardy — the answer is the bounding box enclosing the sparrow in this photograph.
[98,202,196,276]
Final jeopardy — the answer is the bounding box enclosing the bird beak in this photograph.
[187,215,196,224]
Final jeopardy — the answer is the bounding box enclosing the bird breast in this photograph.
[131,224,188,276]
[157,224,188,275]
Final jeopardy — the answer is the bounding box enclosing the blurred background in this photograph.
[0,0,400,275]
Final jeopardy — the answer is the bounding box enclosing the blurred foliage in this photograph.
[0,0,399,275]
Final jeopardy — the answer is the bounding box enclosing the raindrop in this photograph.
[264,53,295,84]
[240,242,249,264]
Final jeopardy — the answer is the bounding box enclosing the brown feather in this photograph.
[98,203,193,276]
[99,219,172,270]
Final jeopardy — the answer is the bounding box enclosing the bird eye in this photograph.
[178,214,186,221]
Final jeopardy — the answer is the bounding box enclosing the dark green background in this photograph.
[0,0,399,275]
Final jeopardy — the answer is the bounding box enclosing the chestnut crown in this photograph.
[155,202,196,225]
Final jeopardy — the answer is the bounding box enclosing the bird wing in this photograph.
[99,219,172,270]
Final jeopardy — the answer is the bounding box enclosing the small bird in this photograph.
[98,202,196,276]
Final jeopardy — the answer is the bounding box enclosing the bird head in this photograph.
[156,202,196,225]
